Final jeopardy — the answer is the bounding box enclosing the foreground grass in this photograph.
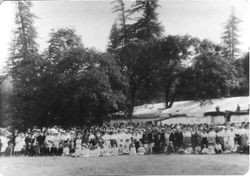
[0,154,249,175]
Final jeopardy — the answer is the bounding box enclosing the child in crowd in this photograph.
[223,141,231,154]
[81,144,90,157]
[71,144,82,157]
[137,142,145,155]
[143,144,150,155]
[90,146,100,157]
[178,146,185,154]
[215,141,222,154]
[62,144,70,156]
[207,143,215,154]
[184,144,193,154]
[166,141,174,154]
[118,144,124,155]
[129,143,137,155]
[123,145,129,155]
[201,144,208,154]
[193,146,201,154]
[231,141,239,153]
[110,144,119,156]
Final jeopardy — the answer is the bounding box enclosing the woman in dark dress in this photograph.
[192,127,202,152]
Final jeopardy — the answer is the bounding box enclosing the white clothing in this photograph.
[14,136,25,152]
[0,136,8,153]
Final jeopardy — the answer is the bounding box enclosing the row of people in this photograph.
[0,122,249,156]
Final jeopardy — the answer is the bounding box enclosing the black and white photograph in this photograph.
[0,0,249,175]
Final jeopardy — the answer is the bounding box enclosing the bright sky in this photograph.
[0,0,249,72]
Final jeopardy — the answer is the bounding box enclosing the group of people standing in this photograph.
[0,122,249,157]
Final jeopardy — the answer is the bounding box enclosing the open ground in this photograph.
[0,154,249,176]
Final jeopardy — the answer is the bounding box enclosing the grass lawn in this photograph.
[0,154,249,175]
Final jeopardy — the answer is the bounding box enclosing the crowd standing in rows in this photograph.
[0,122,249,157]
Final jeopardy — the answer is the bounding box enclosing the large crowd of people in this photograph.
[0,122,249,157]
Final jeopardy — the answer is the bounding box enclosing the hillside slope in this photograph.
[133,96,249,118]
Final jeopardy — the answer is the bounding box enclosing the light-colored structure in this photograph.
[108,96,249,125]
[108,116,164,126]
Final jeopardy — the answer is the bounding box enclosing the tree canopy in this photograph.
[0,1,248,129]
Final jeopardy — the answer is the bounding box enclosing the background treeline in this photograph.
[0,0,248,129]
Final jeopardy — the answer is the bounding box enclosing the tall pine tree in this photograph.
[221,7,241,59]
[9,0,39,79]
[7,0,40,128]
[107,22,121,53]
[111,0,129,46]
[129,0,164,41]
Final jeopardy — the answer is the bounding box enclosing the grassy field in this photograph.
[0,154,249,175]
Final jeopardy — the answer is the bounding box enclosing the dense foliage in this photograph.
[0,0,248,129]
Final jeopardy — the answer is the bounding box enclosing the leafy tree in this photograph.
[54,48,126,125]
[241,53,249,82]
[115,41,147,118]
[48,28,83,63]
[152,35,195,108]
[221,7,241,59]
[231,52,249,96]
[33,28,127,126]
[181,39,240,101]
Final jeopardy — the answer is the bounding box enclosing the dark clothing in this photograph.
[216,136,224,151]
[201,137,208,150]
[110,139,117,148]
[82,135,89,144]
[153,133,161,153]
[25,136,34,156]
[148,132,153,143]
[36,135,46,145]
[142,133,150,144]
[170,132,183,152]
[191,132,201,151]
[173,132,183,148]
[169,132,175,143]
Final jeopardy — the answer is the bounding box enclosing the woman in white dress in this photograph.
[75,135,82,151]
[14,134,25,155]
[0,134,8,155]
[228,127,235,151]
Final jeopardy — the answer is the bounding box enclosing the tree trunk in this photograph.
[127,75,137,121]
[165,86,170,109]
[165,83,176,109]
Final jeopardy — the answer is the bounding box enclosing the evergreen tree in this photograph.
[8,0,39,82]
[129,0,164,41]
[107,22,121,52]
[221,7,241,59]
[7,0,40,128]
[111,0,129,45]
[109,0,164,118]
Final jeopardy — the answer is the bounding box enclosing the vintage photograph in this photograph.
[0,0,249,175]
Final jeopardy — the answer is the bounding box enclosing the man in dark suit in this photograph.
[172,127,183,152]
[169,128,176,152]
[36,131,46,155]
